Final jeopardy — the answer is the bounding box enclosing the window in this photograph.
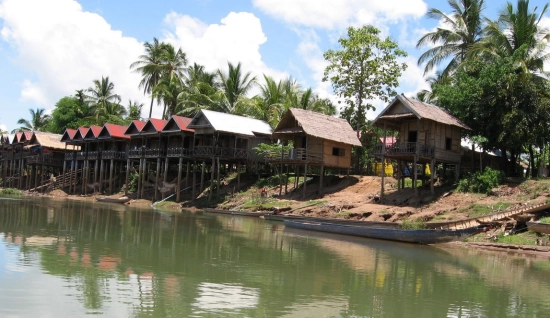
[445,138,452,150]
[408,131,417,143]
[332,147,345,156]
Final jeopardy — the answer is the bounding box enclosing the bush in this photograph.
[129,173,139,192]
[0,188,22,195]
[457,167,505,194]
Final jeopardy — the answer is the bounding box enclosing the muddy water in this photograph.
[0,196,549,317]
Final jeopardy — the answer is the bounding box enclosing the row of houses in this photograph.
[0,96,471,202]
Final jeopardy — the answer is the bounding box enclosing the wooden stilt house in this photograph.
[371,94,470,197]
[269,108,361,196]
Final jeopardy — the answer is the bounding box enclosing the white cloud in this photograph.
[252,0,427,30]
[0,0,147,117]
[162,11,287,88]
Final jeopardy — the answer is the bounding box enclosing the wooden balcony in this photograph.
[194,146,250,160]
[65,152,76,161]
[26,154,63,166]
[144,148,164,158]
[76,152,86,160]
[372,142,435,159]
[87,151,100,160]
[166,147,193,158]
[128,148,143,158]
[102,150,127,160]
[265,148,323,164]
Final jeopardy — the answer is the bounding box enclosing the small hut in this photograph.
[270,108,361,195]
[371,94,470,197]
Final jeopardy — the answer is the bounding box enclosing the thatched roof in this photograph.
[273,108,361,146]
[373,95,470,130]
[31,132,67,150]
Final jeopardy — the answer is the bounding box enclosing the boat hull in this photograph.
[203,208,272,217]
[527,221,550,234]
[283,220,483,244]
[96,196,130,204]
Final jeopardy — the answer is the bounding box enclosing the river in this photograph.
[0,196,549,317]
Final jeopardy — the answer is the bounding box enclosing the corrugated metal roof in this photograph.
[163,115,194,133]
[73,127,89,140]
[189,109,272,136]
[101,124,129,139]
[84,125,102,139]
[124,120,146,136]
[274,108,362,146]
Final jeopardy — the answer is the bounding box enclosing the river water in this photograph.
[0,196,549,317]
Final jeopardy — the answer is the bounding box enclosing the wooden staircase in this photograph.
[29,169,82,192]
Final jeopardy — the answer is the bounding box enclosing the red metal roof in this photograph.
[103,123,130,139]
[60,128,77,142]
[164,115,194,132]
[86,125,102,139]
[23,131,33,141]
[379,136,397,146]
[132,120,146,131]
[74,127,89,140]
[14,132,23,143]
[148,118,168,131]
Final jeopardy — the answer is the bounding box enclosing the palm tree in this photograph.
[16,108,51,131]
[216,62,256,115]
[155,43,187,118]
[127,100,144,120]
[130,38,165,119]
[417,0,486,77]
[154,75,185,119]
[86,76,121,122]
[473,0,550,76]
[250,75,292,127]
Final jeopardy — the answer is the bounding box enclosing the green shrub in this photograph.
[400,219,427,230]
[457,167,505,194]
[0,188,22,195]
[129,173,139,192]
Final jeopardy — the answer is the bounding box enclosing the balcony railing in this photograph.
[265,148,323,163]
[65,152,76,161]
[166,147,193,157]
[144,148,164,158]
[372,142,435,158]
[128,148,143,158]
[194,146,251,160]
[87,151,100,160]
[26,154,62,165]
[102,150,127,160]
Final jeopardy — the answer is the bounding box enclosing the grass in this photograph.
[400,219,427,230]
[538,217,550,223]
[494,232,539,245]
[461,202,512,218]
[0,188,22,195]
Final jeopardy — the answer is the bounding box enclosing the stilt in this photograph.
[164,158,169,183]
[185,162,190,188]
[109,159,114,195]
[99,159,104,193]
[200,161,205,193]
[319,165,324,195]
[285,165,289,195]
[302,163,307,198]
[192,161,197,203]
[154,158,161,202]
[209,157,214,201]
[177,157,183,203]
[216,157,220,201]
[237,163,241,191]
[125,158,130,196]
[430,159,435,194]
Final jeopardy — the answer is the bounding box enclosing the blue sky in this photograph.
[0,0,549,133]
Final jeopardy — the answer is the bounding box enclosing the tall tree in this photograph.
[127,100,144,121]
[417,0,485,77]
[86,76,121,122]
[323,25,407,133]
[130,38,165,119]
[216,62,256,115]
[16,108,51,132]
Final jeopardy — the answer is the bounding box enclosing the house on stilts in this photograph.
[370,94,470,199]
[268,108,361,196]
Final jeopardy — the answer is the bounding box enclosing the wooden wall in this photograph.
[308,136,352,168]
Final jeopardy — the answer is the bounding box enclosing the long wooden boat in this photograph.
[283,220,485,245]
[203,208,272,217]
[526,221,550,234]
[265,214,400,228]
[96,196,130,204]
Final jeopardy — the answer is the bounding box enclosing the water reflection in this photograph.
[0,196,549,317]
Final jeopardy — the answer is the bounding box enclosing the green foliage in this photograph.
[253,143,293,159]
[255,174,289,188]
[323,25,407,132]
[457,167,505,194]
[129,173,139,192]
[461,202,511,218]
[400,219,427,230]
[0,188,22,195]
[538,217,550,224]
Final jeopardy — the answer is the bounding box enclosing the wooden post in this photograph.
[216,157,220,201]
[62,160,67,190]
[381,122,387,203]
[164,158,169,183]
[302,162,307,198]
[285,165,289,195]
[455,163,460,182]
[154,158,161,202]
[319,165,324,195]
[94,159,99,185]
[200,160,205,194]
[414,119,420,197]
[237,163,241,191]
[109,159,114,195]
[177,157,183,203]
[209,157,215,201]
[99,159,104,193]
[430,158,435,194]
[192,161,197,203]
[138,158,144,199]
[185,162,190,188]
[125,158,130,196]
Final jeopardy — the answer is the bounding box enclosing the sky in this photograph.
[0,0,549,133]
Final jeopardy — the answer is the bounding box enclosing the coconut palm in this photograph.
[216,62,256,115]
[16,108,51,132]
[86,76,121,122]
[472,0,550,76]
[417,0,486,77]
[127,100,144,120]
[130,38,165,119]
